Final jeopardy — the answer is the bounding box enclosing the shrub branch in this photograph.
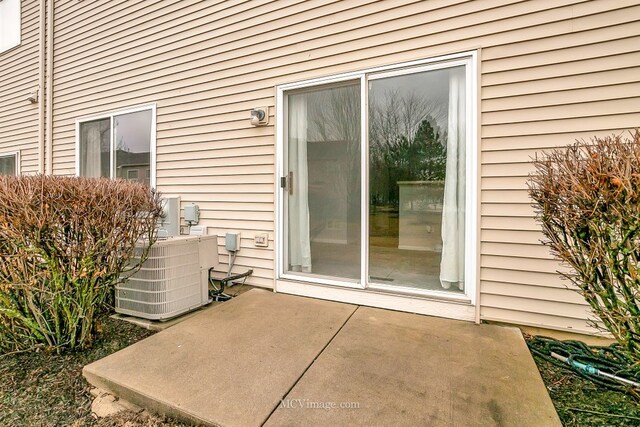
[529,130,640,368]
[0,176,162,353]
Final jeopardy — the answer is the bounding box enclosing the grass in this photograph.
[529,339,640,426]
[0,314,187,427]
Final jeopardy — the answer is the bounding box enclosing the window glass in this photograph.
[0,154,16,175]
[77,108,153,186]
[79,118,110,178]
[0,0,21,53]
[114,110,152,186]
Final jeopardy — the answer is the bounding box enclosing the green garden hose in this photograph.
[527,336,640,397]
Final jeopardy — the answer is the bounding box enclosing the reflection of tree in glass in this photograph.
[369,90,447,207]
[97,120,110,153]
[309,85,360,147]
[304,86,447,209]
[307,84,361,218]
[114,119,131,153]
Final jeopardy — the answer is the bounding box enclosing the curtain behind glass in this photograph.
[286,82,361,280]
[440,68,466,290]
[287,93,312,273]
[79,118,110,178]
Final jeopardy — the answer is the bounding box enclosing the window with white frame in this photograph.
[77,106,155,187]
[0,0,21,53]
[0,152,18,175]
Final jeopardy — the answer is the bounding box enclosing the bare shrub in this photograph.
[528,131,640,366]
[0,176,162,353]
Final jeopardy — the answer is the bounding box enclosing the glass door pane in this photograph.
[284,81,361,281]
[368,66,466,293]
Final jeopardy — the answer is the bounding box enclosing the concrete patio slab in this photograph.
[84,290,560,427]
[266,306,560,427]
[84,289,357,426]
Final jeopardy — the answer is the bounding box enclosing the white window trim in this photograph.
[274,51,479,318]
[74,104,157,188]
[0,150,20,175]
[0,0,21,54]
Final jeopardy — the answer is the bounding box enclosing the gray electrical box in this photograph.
[225,232,241,252]
[184,203,200,224]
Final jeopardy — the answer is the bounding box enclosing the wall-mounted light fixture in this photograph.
[250,107,268,126]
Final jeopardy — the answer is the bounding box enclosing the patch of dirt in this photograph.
[529,340,640,426]
[0,314,189,426]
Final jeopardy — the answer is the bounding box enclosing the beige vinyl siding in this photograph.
[47,0,640,333]
[480,26,640,332]
[0,0,40,173]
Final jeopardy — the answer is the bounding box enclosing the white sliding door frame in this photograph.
[275,50,478,309]
[276,76,365,289]
[359,74,369,292]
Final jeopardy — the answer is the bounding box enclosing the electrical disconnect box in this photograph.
[184,203,200,225]
[225,232,241,252]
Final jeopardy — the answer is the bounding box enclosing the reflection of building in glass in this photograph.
[116,150,151,186]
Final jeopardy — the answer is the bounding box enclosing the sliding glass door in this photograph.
[280,55,473,299]
[368,66,466,294]
[283,81,362,283]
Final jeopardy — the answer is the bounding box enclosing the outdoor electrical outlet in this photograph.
[254,233,269,247]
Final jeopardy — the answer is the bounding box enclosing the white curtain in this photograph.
[81,123,102,177]
[288,94,312,273]
[440,69,466,290]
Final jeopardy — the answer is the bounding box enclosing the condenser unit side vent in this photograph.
[116,235,218,320]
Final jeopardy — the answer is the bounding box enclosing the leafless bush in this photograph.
[0,176,162,353]
[528,131,640,366]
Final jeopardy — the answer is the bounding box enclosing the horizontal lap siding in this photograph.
[48,0,639,332]
[479,5,640,333]
[0,0,39,173]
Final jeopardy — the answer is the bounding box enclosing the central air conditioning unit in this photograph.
[116,235,219,320]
